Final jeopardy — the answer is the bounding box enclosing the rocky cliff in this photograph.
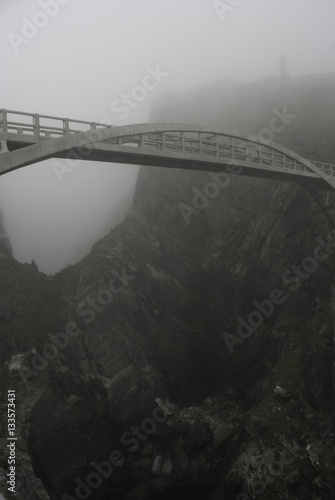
[1,74,335,500]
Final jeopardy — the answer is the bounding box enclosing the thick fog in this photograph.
[1,0,335,274]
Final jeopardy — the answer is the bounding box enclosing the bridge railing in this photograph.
[134,131,310,174]
[0,109,111,138]
[2,109,335,179]
[311,160,335,177]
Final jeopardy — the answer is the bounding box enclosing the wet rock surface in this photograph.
[1,75,335,499]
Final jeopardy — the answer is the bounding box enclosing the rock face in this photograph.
[0,208,13,260]
[1,75,335,499]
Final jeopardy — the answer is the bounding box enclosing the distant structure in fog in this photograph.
[280,56,289,79]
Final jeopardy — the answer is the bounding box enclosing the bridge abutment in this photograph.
[0,141,8,154]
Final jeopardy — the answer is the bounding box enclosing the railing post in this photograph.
[181,132,185,153]
[63,118,70,134]
[33,114,40,136]
[231,138,235,160]
[199,132,203,155]
[90,122,97,130]
[1,109,8,132]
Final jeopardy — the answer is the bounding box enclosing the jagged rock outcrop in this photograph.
[1,166,334,499]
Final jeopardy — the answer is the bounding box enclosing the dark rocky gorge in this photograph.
[1,75,335,499]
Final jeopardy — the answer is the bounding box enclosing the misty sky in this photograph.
[1,0,335,274]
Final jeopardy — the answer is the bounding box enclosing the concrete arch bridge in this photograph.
[0,109,335,221]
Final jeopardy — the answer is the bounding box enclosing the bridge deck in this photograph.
[0,109,334,191]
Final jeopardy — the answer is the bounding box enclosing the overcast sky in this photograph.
[1,0,335,274]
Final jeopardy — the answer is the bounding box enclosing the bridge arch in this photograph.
[0,121,334,190]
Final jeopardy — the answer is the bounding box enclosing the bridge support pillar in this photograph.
[0,141,8,154]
